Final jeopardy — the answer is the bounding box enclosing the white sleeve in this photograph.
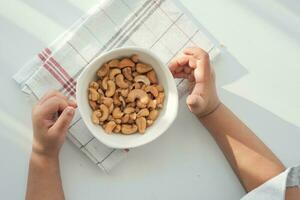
[241,165,300,200]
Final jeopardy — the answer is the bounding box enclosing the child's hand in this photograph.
[169,47,220,117]
[31,91,77,158]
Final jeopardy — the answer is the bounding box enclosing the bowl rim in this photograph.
[76,46,178,149]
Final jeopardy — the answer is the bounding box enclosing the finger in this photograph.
[173,72,189,79]
[169,54,196,72]
[184,46,207,58]
[68,100,77,108]
[39,90,67,105]
[37,96,69,119]
[49,106,75,137]
[186,94,206,114]
[184,66,192,74]
[194,59,211,83]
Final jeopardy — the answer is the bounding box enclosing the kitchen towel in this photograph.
[13,0,219,172]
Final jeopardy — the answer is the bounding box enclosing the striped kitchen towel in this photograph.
[13,0,219,172]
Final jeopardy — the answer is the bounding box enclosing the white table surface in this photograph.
[0,0,299,199]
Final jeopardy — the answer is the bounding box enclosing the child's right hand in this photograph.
[169,47,220,117]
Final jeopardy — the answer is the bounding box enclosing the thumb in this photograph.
[186,94,205,114]
[50,106,75,136]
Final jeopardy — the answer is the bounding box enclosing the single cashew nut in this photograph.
[89,101,98,110]
[108,115,113,121]
[113,124,121,133]
[130,82,141,90]
[136,63,152,73]
[108,59,120,68]
[136,100,147,109]
[105,80,116,97]
[145,85,158,97]
[127,102,136,108]
[146,119,154,127]
[124,107,135,114]
[146,70,158,84]
[102,97,113,107]
[112,107,124,119]
[102,76,109,90]
[134,75,150,86]
[116,74,129,88]
[92,110,102,124]
[122,67,133,81]
[109,103,114,114]
[89,81,99,89]
[119,96,126,109]
[137,108,149,117]
[121,124,138,135]
[121,114,130,123]
[99,104,109,121]
[109,68,121,80]
[131,54,139,63]
[97,88,104,96]
[155,85,164,92]
[104,121,116,134]
[148,109,159,121]
[129,112,137,121]
[127,89,149,104]
[136,117,147,133]
[120,88,129,97]
[157,92,165,104]
[113,93,121,106]
[119,58,135,68]
[147,99,157,110]
[88,88,99,101]
[114,119,122,124]
[97,63,109,77]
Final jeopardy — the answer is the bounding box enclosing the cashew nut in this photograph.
[136,117,147,133]
[120,88,129,97]
[115,74,129,88]
[119,58,135,68]
[121,114,130,123]
[97,63,109,77]
[146,119,153,127]
[155,85,164,92]
[89,101,98,110]
[121,124,138,135]
[148,109,159,121]
[134,75,150,86]
[122,67,133,81]
[146,70,158,84]
[130,82,141,90]
[104,121,116,134]
[129,112,137,120]
[147,99,157,110]
[132,72,139,77]
[127,89,149,104]
[102,97,113,107]
[89,81,99,89]
[113,124,121,133]
[113,93,121,106]
[108,59,119,68]
[88,88,99,101]
[105,80,116,97]
[137,108,149,117]
[124,107,135,114]
[112,107,124,119]
[131,54,139,63]
[119,96,126,109]
[114,119,122,124]
[109,103,114,114]
[99,104,109,121]
[92,110,102,124]
[102,76,108,90]
[157,92,165,104]
[136,63,152,73]
[145,85,158,97]
[109,68,121,80]
[136,100,147,109]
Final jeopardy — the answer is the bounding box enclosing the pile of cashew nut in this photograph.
[88,54,165,135]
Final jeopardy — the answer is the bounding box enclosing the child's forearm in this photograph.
[26,153,65,200]
[199,103,285,192]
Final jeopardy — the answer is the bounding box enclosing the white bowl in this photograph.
[76,47,178,149]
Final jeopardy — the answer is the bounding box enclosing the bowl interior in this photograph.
[76,47,178,149]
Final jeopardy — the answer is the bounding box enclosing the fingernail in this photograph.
[65,107,75,115]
